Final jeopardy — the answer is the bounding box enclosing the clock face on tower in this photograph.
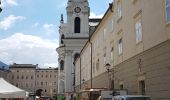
[74,7,81,13]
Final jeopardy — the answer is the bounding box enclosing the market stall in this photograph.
[0,78,27,99]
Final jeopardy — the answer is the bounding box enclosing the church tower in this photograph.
[57,0,89,95]
[66,0,89,35]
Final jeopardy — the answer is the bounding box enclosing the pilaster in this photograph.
[64,50,73,92]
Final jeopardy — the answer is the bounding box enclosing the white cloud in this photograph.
[89,12,103,18]
[0,15,25,30]
[44,63,58,68]
[0,33,59,68]
[43,24,56,33]
[56,1,67,8]
[33,22,40,27]
[1,0,18,7]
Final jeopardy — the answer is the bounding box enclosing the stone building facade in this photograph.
[35,68,58,97]
[74,0,170,100]
[9,64,37,93]
[7,63,58,97]
[0,69,9,80]
[56,0,96,95]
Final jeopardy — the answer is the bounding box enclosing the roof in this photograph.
[89,18,101,22]
[36,67,58,70]
[89,18,101,27]
[9,63,37,68]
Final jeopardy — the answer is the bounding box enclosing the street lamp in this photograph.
[82,79,86,89]
[105,63,112,90]
[82,79,85,84]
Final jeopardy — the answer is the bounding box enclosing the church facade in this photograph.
[56,0,92,95]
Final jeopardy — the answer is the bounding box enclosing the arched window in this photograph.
[74,17,80,33]
[60,60,64,70]
[61,34,64,44]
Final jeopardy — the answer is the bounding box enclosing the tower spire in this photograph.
[60,14,64,23]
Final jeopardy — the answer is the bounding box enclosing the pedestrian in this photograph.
[40,96,43,100]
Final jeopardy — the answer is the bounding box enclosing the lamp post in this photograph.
[105,63,112,90]
[82,79,85,89]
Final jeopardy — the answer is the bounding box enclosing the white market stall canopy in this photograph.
[0,78,27,98]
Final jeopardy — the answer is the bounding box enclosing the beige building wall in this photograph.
[35,68,58,97]
[75,57,80,91]
[75,0,170,99]
[8,64,36,93]
[6,63,58,97]
[0,69,9,80]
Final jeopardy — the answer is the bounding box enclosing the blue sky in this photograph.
[0,0,112,68]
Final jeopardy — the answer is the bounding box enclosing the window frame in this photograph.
[166,0,170,23]
[96,59,100,71]
[74,17,81,33]
[110,47,114,62]
[135,18,142,44]
[103,53,106,65]
[118,38,123,55]
[117,0,122,20]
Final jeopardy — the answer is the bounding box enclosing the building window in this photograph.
[96,59,99,71]
[74,17,81,33]
[104,53,106,65]
[110,47,114,62]
[17,75,19,79]
[53,89,56,93]
[135,18,142,43]
[117,0,122,19]
[41,75,43,78]
[31,76,33,79]
[37,82,39,86]
[41,82,43,86]
[26,76,28,79]
[166,0,170,22]
[21,76,24,79]
[118,38,123,55]
[54,82,56,85]
[132,0,138,4]
[21,83,23,87]
[26,83,28,87]
[37,75,39,78]
[12,75,14,79]
[60,60,64,70]
[139,80,145,95]
[120,84,124,90]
